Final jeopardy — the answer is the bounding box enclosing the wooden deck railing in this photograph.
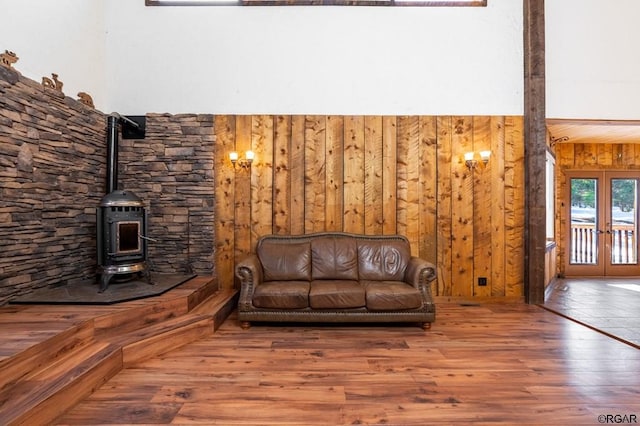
[570,224,597,264]
[570,224,636,264]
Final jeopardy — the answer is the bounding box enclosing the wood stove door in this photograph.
[116,221,142,255]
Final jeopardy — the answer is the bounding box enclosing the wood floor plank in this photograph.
[149,384,347,404]
[55,401,183,425]
[174,401,343,425]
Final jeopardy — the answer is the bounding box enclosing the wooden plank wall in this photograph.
[215,115,525,299]
[554,142,640,276]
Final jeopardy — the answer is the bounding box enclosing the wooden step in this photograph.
[0,341,122,426]
[0,318,95,392]
[118,289,239,366]
[0,276,238,425]
[93,276,218,337]
[190,288,240,330]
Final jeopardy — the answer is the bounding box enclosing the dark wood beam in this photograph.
[524,0,546,304]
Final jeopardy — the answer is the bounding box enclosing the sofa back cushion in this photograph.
[358,239,410,281]
[257,239,311,281]
[311,235,358,280]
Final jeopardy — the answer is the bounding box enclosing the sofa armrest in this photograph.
[235,254,263,311]
[405,256,437,292]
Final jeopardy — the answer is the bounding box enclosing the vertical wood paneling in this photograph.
[634,144,640,165]
[505,116,525,297]
[234,115,252,260]
[250,115,273,248]
[436,116,453,297]
[213,115,236,290]
[216,114,527,300]
[451,117,474,297]
[556,143,574,167]
[574,144,585,167]
[504,119,517,294]
[396,118,408,241]
[290,116,306,235]
[326,116,344,232]
[406,118,421,255]
[598,144,613,167]
[490,116,506,297]
[382,117,397,235]
[555,143,573,271]
[396,117,420,254]
[473,116,492,297]
[614,144,624,167]
[304,116,326,233]
[419,116,437,263]
[583,143,597,166]
[364,116,383,235]
[273,115,291,235]
[343,116,365,234]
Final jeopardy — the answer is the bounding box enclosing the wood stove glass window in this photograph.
[117,222,141,253]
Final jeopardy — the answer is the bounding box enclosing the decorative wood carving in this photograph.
[0,50,19,68]
[77,92,94,108]
[41,73,64,92]
[549,135,569,147]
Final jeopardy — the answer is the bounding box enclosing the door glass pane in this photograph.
[610,178,637,265]
[570,178,598,265]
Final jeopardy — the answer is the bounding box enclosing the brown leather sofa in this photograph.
[235,232,436,330]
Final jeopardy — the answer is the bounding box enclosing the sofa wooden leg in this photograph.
[240,321,251,330]
[421,322,431,331]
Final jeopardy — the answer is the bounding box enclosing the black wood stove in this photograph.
[96,114,151,292]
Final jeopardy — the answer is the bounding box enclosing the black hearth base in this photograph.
[9,273,196,305]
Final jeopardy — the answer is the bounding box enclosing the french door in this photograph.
[565,171,640,276]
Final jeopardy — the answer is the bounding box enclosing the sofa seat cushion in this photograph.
[364,281,422,310]
[309,280,365,309]
[253,281,310,309]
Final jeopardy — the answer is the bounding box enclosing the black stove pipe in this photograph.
[106,115,119,194]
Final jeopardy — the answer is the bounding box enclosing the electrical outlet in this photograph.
[478,277,488,286]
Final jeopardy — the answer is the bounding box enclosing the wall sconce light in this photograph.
[464,150,491,170]
[229,150,254,169]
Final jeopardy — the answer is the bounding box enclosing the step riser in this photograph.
[123,317,214,366]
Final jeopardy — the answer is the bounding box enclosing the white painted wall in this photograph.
[0,0,106,109]
[0,0,525,115]
[546,0,640,120]
[2,1,640,119]
[103,0,523,115]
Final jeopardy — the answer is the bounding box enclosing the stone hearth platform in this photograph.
[10,273,196,305]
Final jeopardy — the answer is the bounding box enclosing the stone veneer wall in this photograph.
[0,66,216,306]
[0,66,106,305]
[117,114,216,275]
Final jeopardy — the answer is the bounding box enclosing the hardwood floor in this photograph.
[56,303,640,425]
[543,277,640,348]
